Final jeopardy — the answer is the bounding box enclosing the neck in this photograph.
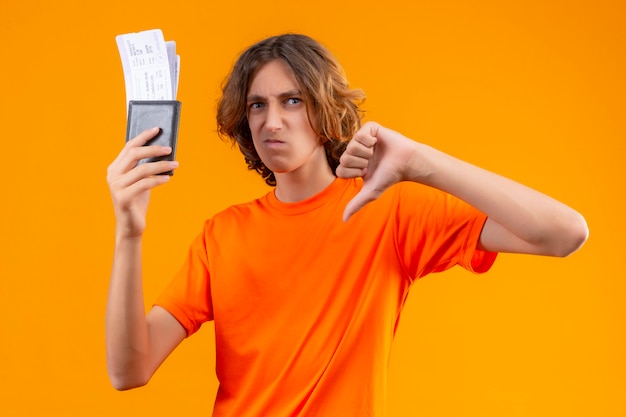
[274,163,336,203]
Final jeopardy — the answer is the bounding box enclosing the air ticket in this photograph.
[116,29,180,109]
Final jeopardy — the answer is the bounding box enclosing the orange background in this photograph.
[1,0,624,415]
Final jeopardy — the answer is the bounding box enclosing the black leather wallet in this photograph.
[125,100,182,175]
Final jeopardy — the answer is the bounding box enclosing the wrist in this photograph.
[115,228,144,246]
[403,142,438,184]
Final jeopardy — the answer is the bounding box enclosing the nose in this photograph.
[264,102,282,133]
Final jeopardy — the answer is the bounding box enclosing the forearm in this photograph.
[104,128,184,389]
[339,121,587,254]
[411,142,588,256]
[105,235,152,389]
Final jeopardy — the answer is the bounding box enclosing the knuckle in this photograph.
[106,170,120,187]
[346,143,361,156]
[135,162,152,177]
[127,146,143,159]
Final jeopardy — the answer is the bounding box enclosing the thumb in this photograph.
[342,185,383,223]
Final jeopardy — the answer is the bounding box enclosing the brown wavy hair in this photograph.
[216,33,365,186]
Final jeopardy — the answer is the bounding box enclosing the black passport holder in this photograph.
[126,100,182,175]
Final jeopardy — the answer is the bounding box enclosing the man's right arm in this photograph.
[105,128,185,390]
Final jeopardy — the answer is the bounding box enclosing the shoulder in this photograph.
[202,193,272,232]
[366,181,450,213]
[393,181,449,201]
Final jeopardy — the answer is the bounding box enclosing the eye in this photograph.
[248,102,264,110]
[286,97,302,105]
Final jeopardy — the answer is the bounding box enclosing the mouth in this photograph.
[263,138,286,147]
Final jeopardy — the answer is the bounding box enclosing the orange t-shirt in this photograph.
[156,178,496,416]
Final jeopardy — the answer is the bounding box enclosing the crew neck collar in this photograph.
[264,177,351,215]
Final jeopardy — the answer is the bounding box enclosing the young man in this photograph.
[106,34,588,416]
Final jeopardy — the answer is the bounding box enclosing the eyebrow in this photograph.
[246,89,302,103]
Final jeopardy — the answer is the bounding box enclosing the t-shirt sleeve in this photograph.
[154,224,214,337]
[393,182,497,280]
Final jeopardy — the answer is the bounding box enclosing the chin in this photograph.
[267,166,291,176]
[261,158,293,175]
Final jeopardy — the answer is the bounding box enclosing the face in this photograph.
[246,60,328,180]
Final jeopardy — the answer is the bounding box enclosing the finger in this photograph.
[109,128,163,171]
[339,152,369,170]
[344,137,375,159]
[109,144,173,179]
[125,172,172,197]
[339,133,377,174]
[342,187,381,222]
[336,165,367,179]
[353,122,379,148]
[108,149,174,186]
[127,127,162,147]
[115,160,179,190]
[113,174,172,209]
[113,127,161,163]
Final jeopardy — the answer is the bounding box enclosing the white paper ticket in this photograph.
[116,29,179,109]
